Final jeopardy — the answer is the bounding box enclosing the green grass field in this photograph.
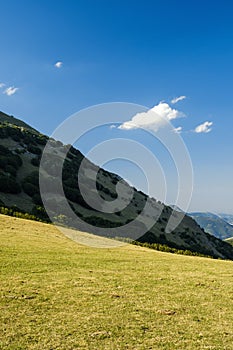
[1,214,233,349]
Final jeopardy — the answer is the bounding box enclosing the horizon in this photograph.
[0,1,233,214]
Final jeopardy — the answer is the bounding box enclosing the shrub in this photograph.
[36,136,47,145]
[7,156,21,169]
[63,185,94,210]
[63,177,79,188]
[0,145,10,156]
[64,186,80,203]
[0,150,22,173]
[0,175,21,193]
[0,205,50,223]
[5,165,17,177]
[12,135,21,142]
[22,182,39,197]
[131,240,213,259]
[23,171,39,187]
[32,193,43,205]
[84,215,120,228]
[23,135,37,145]
[27,144,42,155]
[0,156,7,168]
[31,205,49,221]
[31,157,40,167]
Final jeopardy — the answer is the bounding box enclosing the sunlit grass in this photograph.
[1,214,233,349]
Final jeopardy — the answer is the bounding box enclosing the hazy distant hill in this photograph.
[189,212,233,240]
[1,110,233,259]
[218,213,233,225]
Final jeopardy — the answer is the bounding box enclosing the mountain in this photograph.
[169,205,184,213]
[226,237,233,246]
[218,213,233,225]
[0,111,39,134]
[1,110,233,260]
[189,212,233,240]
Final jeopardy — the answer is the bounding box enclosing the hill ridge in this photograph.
[1,110,233,259]
[0,110,39,134]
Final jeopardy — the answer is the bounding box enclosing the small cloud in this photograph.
[54,61,63,68]
[110,124,116,129]
[118,102,184,132]
[194,121,213,133]
[0,83,5,88]
[3,86,19,96]
[173,126,182,134]
[171,95,186,104]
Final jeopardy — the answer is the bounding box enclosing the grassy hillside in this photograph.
[1,215,233,349]
[1,112,233,259]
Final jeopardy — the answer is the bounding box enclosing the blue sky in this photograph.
[0,0,233,213]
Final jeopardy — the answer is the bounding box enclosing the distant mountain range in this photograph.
[189,212,233,240]
[1,110,233,259]
[218,213,233,225]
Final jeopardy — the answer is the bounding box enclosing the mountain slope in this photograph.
[218,213,233,225]
[1,110,233,259]
[189,212,233,240]
[0,111,39,134]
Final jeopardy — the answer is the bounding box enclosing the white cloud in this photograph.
[173,126,182,134]
[171,95,186,104]
[118,102,184,132]
[3,86,19,96]
[54,61,63,68]
[109,124,116,129]
[194,121,213,133]
[0,83,5,88]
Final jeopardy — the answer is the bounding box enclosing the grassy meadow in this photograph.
[1,214,233,349]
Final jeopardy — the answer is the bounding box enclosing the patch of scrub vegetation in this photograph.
[131,240,214,258]
[0,214,233,349]
[0,145,22,194]
[0,206,49,222]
